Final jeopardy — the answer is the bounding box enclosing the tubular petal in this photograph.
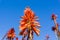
[19,28,26,35]
[33,27,40,36]
[20,24,27,30]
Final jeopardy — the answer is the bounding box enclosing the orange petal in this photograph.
[19,28,26,35]
[33,27,40,36]
[19,24,27,30]
[20,22,26,25]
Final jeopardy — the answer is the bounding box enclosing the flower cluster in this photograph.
[19,7,40,36]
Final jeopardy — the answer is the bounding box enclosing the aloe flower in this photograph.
[7,28,16,40]
[19,7,40,40]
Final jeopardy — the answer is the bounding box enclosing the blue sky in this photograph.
[0,0,60,40]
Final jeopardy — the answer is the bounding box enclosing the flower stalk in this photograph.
[52,14,60,40]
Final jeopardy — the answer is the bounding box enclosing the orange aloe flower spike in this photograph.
[19,7,40,37]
